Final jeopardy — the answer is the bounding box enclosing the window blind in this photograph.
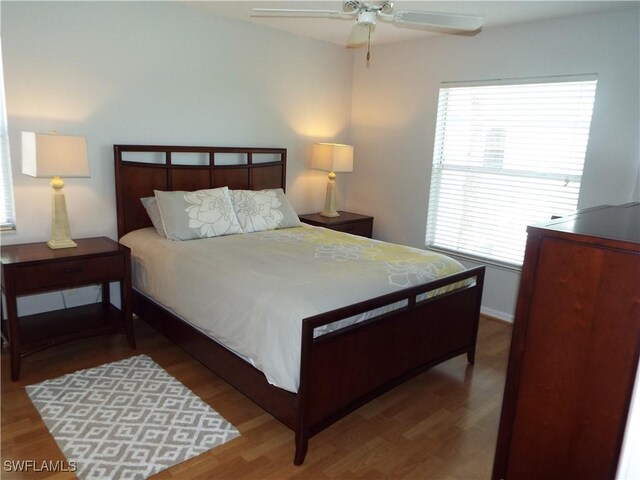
[426,77,597,268]
[0,39,15,231]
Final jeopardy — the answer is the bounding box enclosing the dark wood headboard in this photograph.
[114,144,287,238]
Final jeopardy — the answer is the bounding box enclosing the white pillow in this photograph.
[230,188,302,233]
[140,196,166,237]
[154,187,243,241]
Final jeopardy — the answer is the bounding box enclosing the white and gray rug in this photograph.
[26,354,240,480]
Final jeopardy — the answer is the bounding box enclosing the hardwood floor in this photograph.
[1,315,511,479]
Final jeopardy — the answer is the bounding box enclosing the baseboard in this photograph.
[481,306,514,324]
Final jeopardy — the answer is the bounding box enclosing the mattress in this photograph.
[120,226,467,393]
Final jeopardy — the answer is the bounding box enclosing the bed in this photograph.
[114,144,485,465]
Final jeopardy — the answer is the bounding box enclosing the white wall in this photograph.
[1,1,354,314]
[347,7,640,321]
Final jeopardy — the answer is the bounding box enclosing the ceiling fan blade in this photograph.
[251,8,349,19]
[392,11,484,32]
[346,23,372,48]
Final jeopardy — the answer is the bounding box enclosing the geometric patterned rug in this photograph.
[26,354,240,480]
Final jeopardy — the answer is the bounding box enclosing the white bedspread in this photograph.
[120,226,466,393]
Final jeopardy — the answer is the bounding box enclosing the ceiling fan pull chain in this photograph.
[366,26,371,63]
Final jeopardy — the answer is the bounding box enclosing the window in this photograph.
[426,76,597,268]
[0,39,15,231]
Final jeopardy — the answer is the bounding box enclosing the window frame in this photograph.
[0,38,16,232]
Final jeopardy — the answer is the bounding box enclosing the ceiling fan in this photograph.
[252,1,484,55]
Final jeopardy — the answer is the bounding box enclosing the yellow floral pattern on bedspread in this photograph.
[258,226,464,289]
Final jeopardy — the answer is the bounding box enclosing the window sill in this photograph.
[425,246,523,273]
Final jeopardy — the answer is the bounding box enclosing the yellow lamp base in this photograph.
[47,238,78,249]
[48,177,77,249]
[319,210,341,218]
[319,171,341,218]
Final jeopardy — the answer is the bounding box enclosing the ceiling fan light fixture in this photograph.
[357,10,377,26]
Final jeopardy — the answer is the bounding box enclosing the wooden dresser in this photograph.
[492,203,640,480]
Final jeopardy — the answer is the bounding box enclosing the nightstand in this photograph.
[299,211,374,238]
[1,237,135,381]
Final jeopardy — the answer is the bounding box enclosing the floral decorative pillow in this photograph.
[140,196,167,237]
[154,187,243,241]
[230,188,302,234]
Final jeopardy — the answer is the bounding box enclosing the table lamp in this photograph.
[22,132,89,249]
[311,143,354,217]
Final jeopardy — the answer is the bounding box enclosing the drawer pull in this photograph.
[63,267,84,274]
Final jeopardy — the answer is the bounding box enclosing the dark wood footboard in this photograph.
[295,266,485,464]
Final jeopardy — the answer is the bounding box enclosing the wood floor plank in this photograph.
[1,315,511,479]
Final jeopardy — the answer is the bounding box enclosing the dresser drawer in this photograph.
[330,221,373,238]
[12,255,125,294]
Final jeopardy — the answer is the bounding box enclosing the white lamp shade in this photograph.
[22,132,89,178]
[311,143,354,173]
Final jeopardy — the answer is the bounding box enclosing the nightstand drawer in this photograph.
[330,221,373,238]
[12,255,124,294]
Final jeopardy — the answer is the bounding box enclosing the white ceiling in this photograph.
[187,1,639,47]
